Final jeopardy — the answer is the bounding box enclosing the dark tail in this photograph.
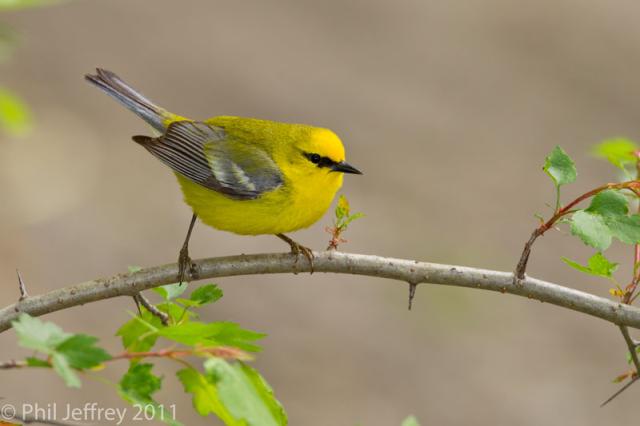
[85,68,168,133]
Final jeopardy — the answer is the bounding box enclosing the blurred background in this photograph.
[1,0,640,424]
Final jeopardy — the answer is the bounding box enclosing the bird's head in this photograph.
[292,128,362,179]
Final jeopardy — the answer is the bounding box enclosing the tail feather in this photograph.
[85,68,168,132]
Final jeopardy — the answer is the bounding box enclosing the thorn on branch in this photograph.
[408,282,418,310]
[16,269,28,301]
[133,293,169,326]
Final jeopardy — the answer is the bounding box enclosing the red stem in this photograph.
[515,180,640,281]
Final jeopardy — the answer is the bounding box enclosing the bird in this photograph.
[85,68,361,282]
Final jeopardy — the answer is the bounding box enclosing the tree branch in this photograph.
[2,251,640,333]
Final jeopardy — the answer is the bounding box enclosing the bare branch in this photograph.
[0,359,27,369]
[2,252,640,333]
[601,376,639,407]
[620,326,640,373]
[602,325,640,405]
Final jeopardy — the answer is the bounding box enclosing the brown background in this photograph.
[2,0,640,424]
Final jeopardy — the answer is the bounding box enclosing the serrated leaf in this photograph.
[606,215,640,245]
[153,283,188,300]
[204,359,287,426]
[586,190,629,216]
[570,211,612,250]
[543,146,576,187]
[401,416,420,426]
[51,352,81,388]
[562,252,618,278]
[12,315,110,389]
[119,363,162,404]
[55,334,111,369]
[116,312,161,353]
[177,368,237,423]
[570,190,640,249]
[593,138,639,170]
[12,313,70,354]
[190,284,223,306]
[587,252,618,276]
[119,363,181,425]
[158,321,264,352]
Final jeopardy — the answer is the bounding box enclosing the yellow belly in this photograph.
[175,173,343,235]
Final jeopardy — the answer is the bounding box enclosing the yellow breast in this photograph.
[175,169,343,236]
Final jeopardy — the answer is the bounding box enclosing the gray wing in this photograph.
[132,121,283,200]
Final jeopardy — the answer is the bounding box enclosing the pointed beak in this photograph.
[331,161,363,175]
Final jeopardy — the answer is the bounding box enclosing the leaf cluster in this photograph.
[11,281,286,425]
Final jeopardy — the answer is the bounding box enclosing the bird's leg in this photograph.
[178,213,198,284]
[276,233,314,273]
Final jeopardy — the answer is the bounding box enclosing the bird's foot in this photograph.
[277,234,314,273]
[291,242,315,273]
[178,245,198,284]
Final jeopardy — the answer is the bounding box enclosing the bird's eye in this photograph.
[309,153,321,164]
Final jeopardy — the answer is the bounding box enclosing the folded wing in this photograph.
[133,121,283,200]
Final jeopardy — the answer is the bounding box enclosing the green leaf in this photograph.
[205,359,287,426]
[401,416,420,426]
[334,195,364,230]
[51,352,81,388]
[561,252,618,278]
[593,138,639,170]
[12,314,110,388]
[342,212,365,228]
[116,311,161,353]
[119,363,182,425]
[55,334,111,369]
[189,284,223,306]
[12,313,70,354]
[570,190,640,250]
[543,146,576,188]
[335,195,350,220]
[0,87,31,136]
[177,368,238,423]
[585,190,629,216]
[159,321,264,352]
[570,211,612,250]
[153,282,188,300]
[605,215,640,245]
[119,363,162,405]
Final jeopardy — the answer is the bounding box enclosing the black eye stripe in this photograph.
[304,152,335,168]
